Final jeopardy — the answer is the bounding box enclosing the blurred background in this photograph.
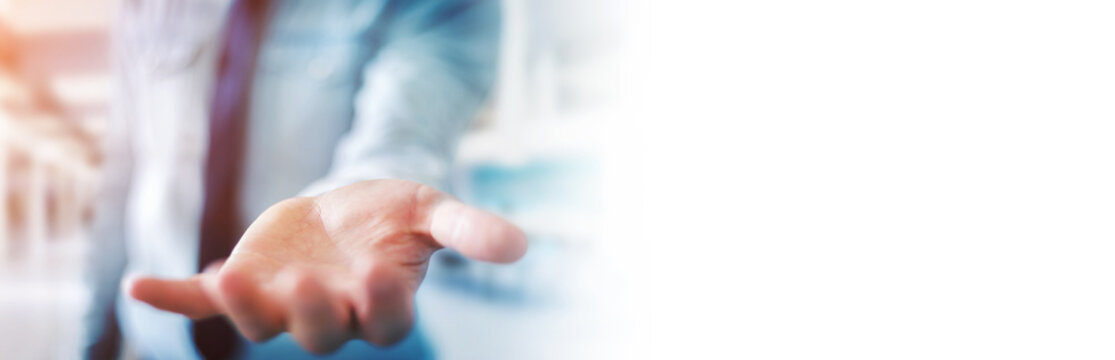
[0,0,629,358]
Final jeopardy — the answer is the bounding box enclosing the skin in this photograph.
[126,179,527,354]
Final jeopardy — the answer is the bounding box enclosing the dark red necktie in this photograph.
[195,0,270,358]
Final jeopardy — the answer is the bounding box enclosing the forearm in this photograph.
[301,0,500,196]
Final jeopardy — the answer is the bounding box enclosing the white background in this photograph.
[602,0,1115,358]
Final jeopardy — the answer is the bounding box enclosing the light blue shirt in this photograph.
[84,0,500,358]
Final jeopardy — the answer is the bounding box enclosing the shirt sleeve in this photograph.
[299,0,501,195]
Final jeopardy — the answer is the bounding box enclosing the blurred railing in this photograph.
[0,15,105,358]
[0,13,105,258]
[0,111,98,256]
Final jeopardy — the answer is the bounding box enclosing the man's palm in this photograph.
[128,180,527,353]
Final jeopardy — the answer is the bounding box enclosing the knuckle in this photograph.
[289,271,317,296]
[358,267,382,287]
[292,329,346,355]
[215,271,243,301]
[414,183,442,206]
[292,334,320,353]
[366,326,409,347]
[231,317,279,343]
[243,328,279,343]
[301,338,342,355]
[362,314,414,347]
[359,264,399,292]
[241,328,267,343]
[269,197,311,213]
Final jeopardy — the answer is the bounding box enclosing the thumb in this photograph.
[426,198,528,263]
[126,262,223,319]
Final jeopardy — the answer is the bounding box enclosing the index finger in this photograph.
[126,263,225,320]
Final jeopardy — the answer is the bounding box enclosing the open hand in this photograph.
[126,179,527,353]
